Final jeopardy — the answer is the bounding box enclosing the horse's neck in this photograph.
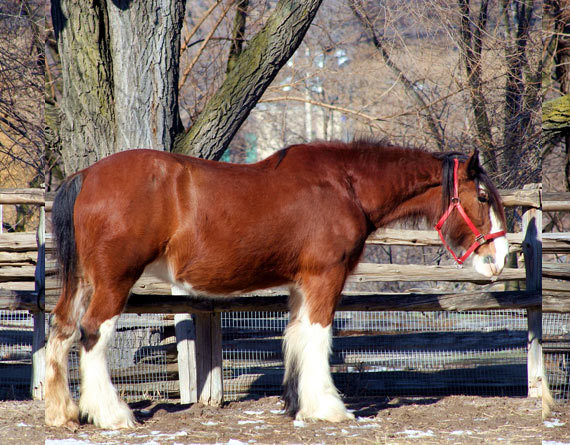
[346,151,443,229]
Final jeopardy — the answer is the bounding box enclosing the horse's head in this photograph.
[436,150,509,278]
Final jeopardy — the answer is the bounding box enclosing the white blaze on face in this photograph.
[473,204,509,277]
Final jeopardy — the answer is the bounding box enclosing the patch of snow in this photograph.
[270,409,285,414]
[100,431,120,436]
[46,440,98,445]
[350,423,376,429]
[450,430,474,436]
[542,441,570,445]
[356,416,375,422]
[127,433,149,438]
[201,421,219,426]
[243,410,264,415]
[397,429,435,438]
[143,431,189,440]
[293,420,305,428]
[238,420,264,425]
[544,418,566,428]
[225,440,249,445]
[172,432,188,437]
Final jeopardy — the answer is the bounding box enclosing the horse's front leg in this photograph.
[283,269,354,422]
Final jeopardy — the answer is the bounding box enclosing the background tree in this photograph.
[543,0,570,192]
[48,0,323,177]
[0,0,44,230]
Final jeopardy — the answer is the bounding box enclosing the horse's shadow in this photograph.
[130,400,194,422]
[346,396,441,418]
[129,396,442,423]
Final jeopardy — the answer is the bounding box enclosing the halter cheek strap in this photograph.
[434,158,506,265]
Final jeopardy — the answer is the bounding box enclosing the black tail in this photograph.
[52,174,83,287]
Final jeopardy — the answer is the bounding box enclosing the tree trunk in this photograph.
[53,0,323,171]
[226,0,249,74]
[457,0,496,172]
[106,0,184,151]
[500,0,541,186]
[51,0,184,173]
[174,0,324,160]
[51,0,116,173]
[545,0,570,189]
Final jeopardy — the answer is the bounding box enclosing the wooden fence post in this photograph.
[173,287,223,406]
[192,312,223,406]
[522,185,542,398]
[31,206,45,400]
[174,312,197,404]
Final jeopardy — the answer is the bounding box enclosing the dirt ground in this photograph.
[1,396,568,444]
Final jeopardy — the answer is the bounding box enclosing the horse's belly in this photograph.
[142,257,289,296]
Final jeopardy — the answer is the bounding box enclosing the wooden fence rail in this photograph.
[1,185,569,404]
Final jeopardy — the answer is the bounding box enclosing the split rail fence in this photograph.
[0,185,568,403]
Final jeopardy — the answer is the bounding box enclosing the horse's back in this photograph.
[71,148,368,293]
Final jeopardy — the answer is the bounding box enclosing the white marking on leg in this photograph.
[283,298,353,422]
[45,323,79,428]
[70,282,90,327]
[79,315,135,429]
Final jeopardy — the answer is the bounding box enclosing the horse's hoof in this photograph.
[64,419,80,432]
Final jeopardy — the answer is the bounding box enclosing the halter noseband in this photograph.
[434,158,506,265]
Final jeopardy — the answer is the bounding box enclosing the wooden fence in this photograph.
[0,185,569,404]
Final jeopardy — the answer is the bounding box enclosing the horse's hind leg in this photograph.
[78,282,135,429]
[283,269,354,422]
[45,280,90,429]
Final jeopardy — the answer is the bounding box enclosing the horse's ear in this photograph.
[466,149,480,179]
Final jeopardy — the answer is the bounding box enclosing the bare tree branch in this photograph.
[175,0,324,160]
[179,1,234,90]
[457,0,496,171]
[348,0,445,150]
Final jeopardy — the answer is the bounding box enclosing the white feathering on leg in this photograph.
[284,301,353,422]
[79,316,135,429]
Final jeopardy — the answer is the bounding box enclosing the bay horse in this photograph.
[45,140,508,429]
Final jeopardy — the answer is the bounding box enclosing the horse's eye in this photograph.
[478,194,488,203]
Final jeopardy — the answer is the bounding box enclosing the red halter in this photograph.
[434,158,506,265]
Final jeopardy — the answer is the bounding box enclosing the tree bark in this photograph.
[545,0,570,190]
[52,0,184,173]
[226,0,249,74]
[106,0,184,152]
[53,0,323,170]
[51,0,116,173]
[500,0,541,184]
[174,0,324,160]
